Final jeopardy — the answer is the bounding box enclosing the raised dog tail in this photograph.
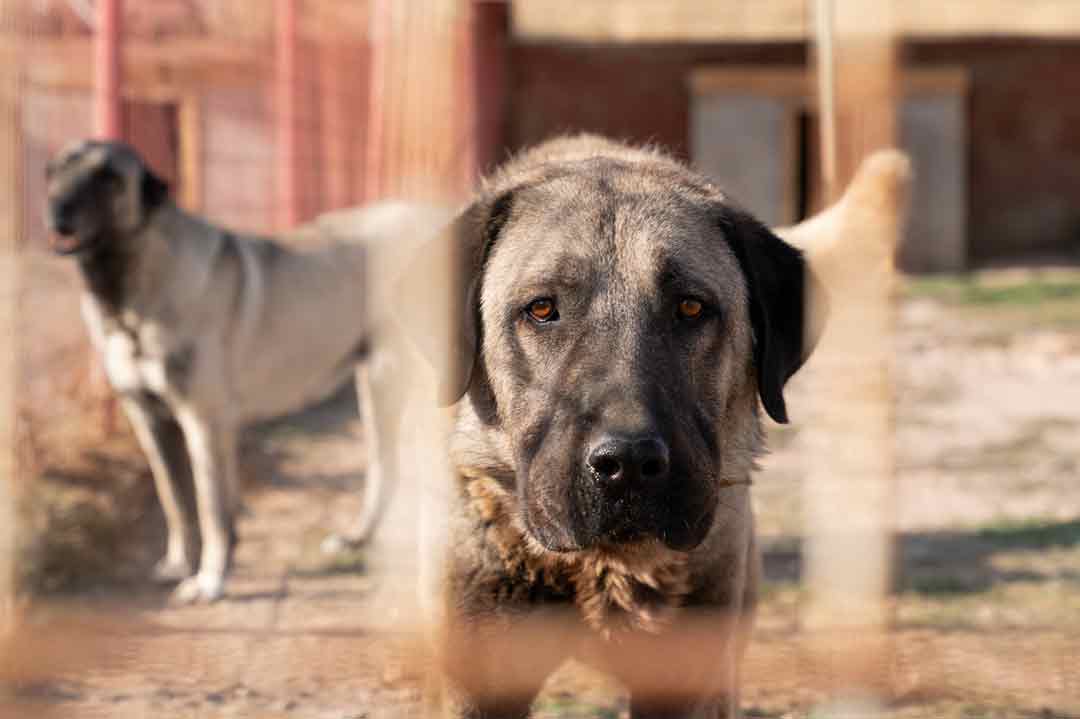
[777,149,913,289]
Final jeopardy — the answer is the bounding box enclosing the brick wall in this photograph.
[507,43,804,161]
[508,40,1080,265]
[907,40,1080,263]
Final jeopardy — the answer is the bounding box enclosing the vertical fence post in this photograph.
[454,1,480,188]
[468,1,508,181]
[92,0,123,435]
[0,17,21,634]
[275,0,300,230]
[320,36,353,212]
[94,0,123,140]
[801,0,900,714]
[362,0,391,202]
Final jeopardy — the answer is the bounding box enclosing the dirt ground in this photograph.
[5,269,1080,719]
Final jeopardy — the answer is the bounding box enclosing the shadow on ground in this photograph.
[763,518,1080,597]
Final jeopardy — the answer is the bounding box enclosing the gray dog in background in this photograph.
[397,135,828,718]
[44,140,425,603]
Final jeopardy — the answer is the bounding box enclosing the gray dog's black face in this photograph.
[44,140,168,255]
[407,141,812,555]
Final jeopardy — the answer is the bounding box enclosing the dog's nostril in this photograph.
[641,458,665,478]
[587,435,670,484]
[591,456,622,480]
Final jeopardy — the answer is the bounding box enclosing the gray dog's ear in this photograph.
[720,206,817,424]
[140,164,170,212]
[397,193,513,406]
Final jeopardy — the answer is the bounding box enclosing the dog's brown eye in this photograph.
[677,298,704,320]
[526,298,558,323]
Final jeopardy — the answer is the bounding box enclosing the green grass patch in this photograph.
[906,275,1080,307]
[903,574,980,597]
[975,518,1080,550]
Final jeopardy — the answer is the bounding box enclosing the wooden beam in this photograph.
[688,67,967,108]
[177,94,202,212]
[0,38,268,93]
[513,0,808,43]
[899,0,1080,38]
[514,0,1080,42]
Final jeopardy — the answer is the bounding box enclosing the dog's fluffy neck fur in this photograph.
[459,467,693,638]
[78,203,234,321]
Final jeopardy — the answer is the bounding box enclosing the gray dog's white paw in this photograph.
[152,557,194,584]
[171,573,225,605]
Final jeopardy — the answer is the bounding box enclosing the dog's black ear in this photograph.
[396,193,513,406]
[140,166,170,211]
[720,205,814,424]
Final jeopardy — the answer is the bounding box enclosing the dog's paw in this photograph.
[152,557,194,584]
[170,573,225,605]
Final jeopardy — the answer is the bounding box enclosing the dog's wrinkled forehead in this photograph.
[45,140,140,192]
[489,164,745,303]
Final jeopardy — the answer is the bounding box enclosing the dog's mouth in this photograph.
[49,231,99,256]
[525,469,716,554]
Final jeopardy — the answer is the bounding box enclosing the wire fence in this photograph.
[0,1,1078,718]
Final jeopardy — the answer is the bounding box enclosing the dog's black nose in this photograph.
[587,434,670,485]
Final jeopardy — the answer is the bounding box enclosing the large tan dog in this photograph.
[43,140,436,603]
[397,135,909,718]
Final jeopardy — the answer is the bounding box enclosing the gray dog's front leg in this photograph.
[121,395,197,583]
[171,408,237,603]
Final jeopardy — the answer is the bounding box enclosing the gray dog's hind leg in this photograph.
[121,395,197,583]
[171,409,237,603]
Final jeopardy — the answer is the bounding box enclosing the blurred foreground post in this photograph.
[801,0,900,712]
[0,15,19,633]
[92,0,124,435]
[357,0,473,633]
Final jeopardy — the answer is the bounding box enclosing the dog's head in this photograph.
[403,137,821,554]
[44,140,169,255]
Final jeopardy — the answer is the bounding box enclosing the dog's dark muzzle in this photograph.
[46,199,98,255]
[46,201,75,236]
[566,429,675,546]
[562,427,716,551]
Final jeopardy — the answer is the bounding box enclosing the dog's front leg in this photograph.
[608,615,742,719]
[434,608,576,719]
[121,395,197,582]
[628,663,739,719]
[171,407,237,603]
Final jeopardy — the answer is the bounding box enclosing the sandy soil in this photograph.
[5,271,1080,719]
